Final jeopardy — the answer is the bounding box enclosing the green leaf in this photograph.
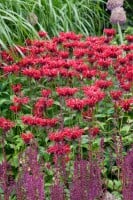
[0,187,4,194]
[120,125,131,135]
[108,180,114,190]
[81,135,88,144]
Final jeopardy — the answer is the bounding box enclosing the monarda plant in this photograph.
[0,30,133,199]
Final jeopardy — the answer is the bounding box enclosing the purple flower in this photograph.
[70,160,102,200]
[16,145,45,200]
[107,0,124,11]
[110,7,126,25]
[122,148,133,200]
[50,184,64,200]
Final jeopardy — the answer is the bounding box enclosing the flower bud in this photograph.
[27,13,38,26]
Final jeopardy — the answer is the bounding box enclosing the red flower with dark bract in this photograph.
[21,132,34,143]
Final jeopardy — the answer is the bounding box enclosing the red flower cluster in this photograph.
[119,98,133,111]
[89,127,100,137]
[56,87,78,97]
[83,85,105,104]
[66,98,87,110]
[21,115,58,127]
[10,104,21,113]
[49,126,84,141]
[103,28,116,37]
[1,29,133,172]
[41,89,51,98]
[38,31,47,38]
[125,35,133,43]
[33,97,54,117]
[3,65,19,73]
[22,68,42,80]
[11,84,22,93]
[47,144,70,155]
[95,79,113,89]
[110,90,123,101]
[13,96,29,105]
[21,132,34,143]
[0,117,15,132]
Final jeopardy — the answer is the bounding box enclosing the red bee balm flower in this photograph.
[56,87,78,96]
[41,89,51,97]
[103,28,116,37]
[38,31,47,38]
[11,84,22,93]
[89,127,100,137]
[110,90,123,101]
[66,98,87,110]
[10,104,21,113]
[21,132,34,143]
[0,117,15,132]
[47,144,70,155]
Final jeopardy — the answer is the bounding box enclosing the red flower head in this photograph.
[119,98,133,111]
[125,35,133,43]
[10,104,21,113]
[95,79,113,89]
[41,89,51,98]
[13,96,29,105]
[56,87,78,97]
[38,31,47,38]
[11,84,22,93]
[0,117,15,132]
[103,28,116,37]
[66,98,87,110]
[110,90,123,101]
[21,132,34,144]
[89,127,100,137]
[47,144,70,155]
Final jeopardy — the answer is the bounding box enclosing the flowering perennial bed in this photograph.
[0,30,133,199]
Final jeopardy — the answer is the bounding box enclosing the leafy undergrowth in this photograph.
[0,30,133,199]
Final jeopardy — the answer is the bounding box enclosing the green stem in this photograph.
[117,22,124,44]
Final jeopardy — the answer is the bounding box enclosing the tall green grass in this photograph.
[0,0,109,49]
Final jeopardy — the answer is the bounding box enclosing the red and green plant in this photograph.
[0,30,133,199]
